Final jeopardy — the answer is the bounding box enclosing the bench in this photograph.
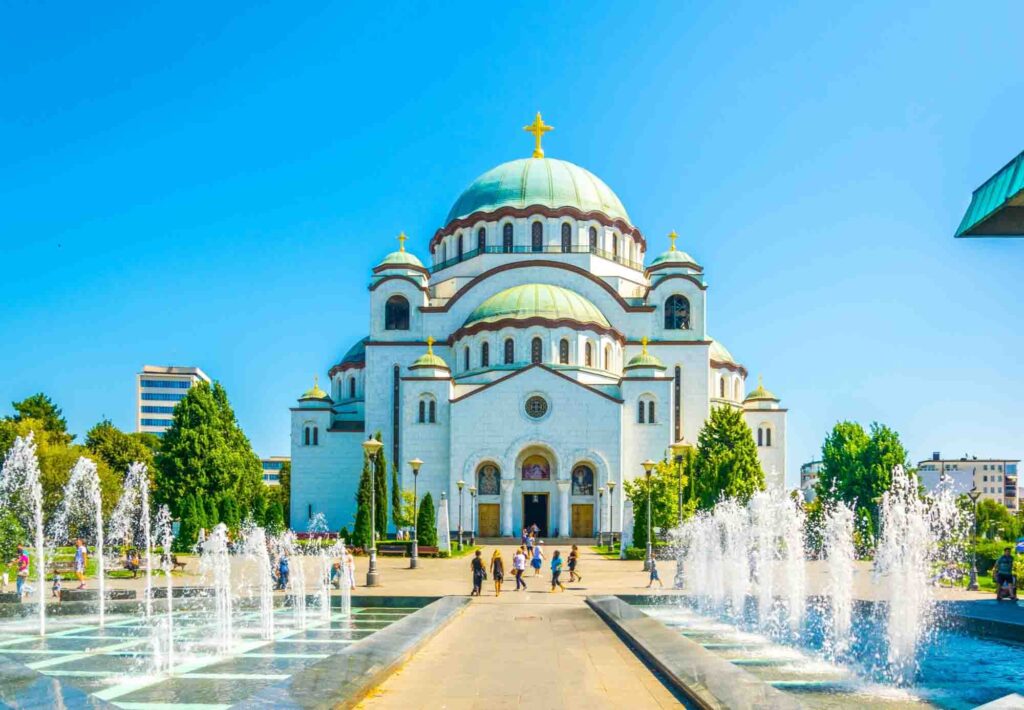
[51,560,76,577]
[418,546,439,557]
[378,544,407,557]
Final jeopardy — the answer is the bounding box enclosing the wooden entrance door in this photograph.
[571,504,594,538]
[478,503,500,537]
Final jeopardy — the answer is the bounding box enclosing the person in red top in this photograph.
[14,546,30,599]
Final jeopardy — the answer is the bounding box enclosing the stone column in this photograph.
[557,480,570,538]
[500,478,515,537]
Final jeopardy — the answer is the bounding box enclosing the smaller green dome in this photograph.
[649,248,697,268]
[465,284,610,329]
[624,351,666,370]
[379,249,424,268]
[410,338,449,370]
[709,338,736,365]
[299,377,331,402]
[744,376,779,402]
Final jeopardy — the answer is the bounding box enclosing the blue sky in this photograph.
[2,2,1023,485]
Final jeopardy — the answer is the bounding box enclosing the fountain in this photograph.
[154,504,175,673]
[49,456,106,627]
[242,522,275,640]
[109,462,153,616]
[199,522,234,652]
[0,433,47,636]
[822,498,855,658]
[338,539,352,618]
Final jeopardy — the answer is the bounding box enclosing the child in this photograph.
[52,571,62,599]
[647,556,663,589]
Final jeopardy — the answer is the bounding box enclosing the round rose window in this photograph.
[524,395,548,419]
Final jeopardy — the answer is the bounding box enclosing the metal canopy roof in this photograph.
[956,149,1024,237]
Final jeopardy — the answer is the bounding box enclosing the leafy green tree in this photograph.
[219,494,241,531]
[976,499,1017,541]
[85,419,155,473]
[0,510,26,563]
[205,497,219,529]
[817,421,870,502]
[371,432,388,538]
[277,460,291,526]
[692,406,765,509]
[352,450,374,548]
[395,490,416,530]
[11,393,72,444]
[623,457,688,543]
[417,492,437,546]
[264,500,285,534]
[249,493,267,527]
[632,494,651,550]
[154,382,263,520]
[175,495,200,551]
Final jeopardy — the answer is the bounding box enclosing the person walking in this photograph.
[647,555,663,589]
[277,552,290,591]
[73,538,88,590]
[526,534,534,559]
[470,550,486,597]
[550,550,565,592]
[14,546,29,599]
[568,544,582,583]
[490,550,505,596]
[531,542,544,577]
[344,548,356,590]
[512,547,527,591]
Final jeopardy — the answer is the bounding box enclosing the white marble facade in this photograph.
[290,141,787,537]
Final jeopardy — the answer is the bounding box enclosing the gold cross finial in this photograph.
[397,231,407,252]
[641,336,649,355]
[426,336,435,355]
[758,374,764,388]
[668,230,678,251]
[313,375,319,387]
[523,112,554,158]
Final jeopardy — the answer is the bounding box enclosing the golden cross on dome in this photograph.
[523,112,554,158]
[397,231,407,252]
[313,375,319,388]
[758,374,764,387]
[426,336,435,354]
[668,230,678,251]
[641,336,649,355]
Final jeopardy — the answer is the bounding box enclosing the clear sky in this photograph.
[2,2,1023,486]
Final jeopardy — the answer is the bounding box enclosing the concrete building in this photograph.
[290,116,789,536]
[136,365,210,436]
[917,453,1020,510]
[799,460,822,502]
[261,456,289,486]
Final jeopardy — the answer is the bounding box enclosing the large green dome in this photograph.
[445,158,630,226]
[465,284,611,329]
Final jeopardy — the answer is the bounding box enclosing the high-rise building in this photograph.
[136,365,211,435]
[799,460,823,501]
[261,456,289,486]
[918,453,1020,510]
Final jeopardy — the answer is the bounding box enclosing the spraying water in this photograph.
[49,457,106,627]
[781,498,806,633]
[307,513,332,622]
[0,433,47,636]
[154,505,175,673]
[749,490,778,631]
[338,539,352,619]
[242,523,275,641]
[109,462,153,616]
[823,499,855,658]
[199,523,233,652]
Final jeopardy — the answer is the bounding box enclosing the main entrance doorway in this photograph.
[478,503,500,537]
[522,493,549,537]
[571,504,594,538]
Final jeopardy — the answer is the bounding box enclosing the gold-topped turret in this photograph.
[641,336,649,355]
[668,230,678,251]
[523,112,554,159]
[398,231,408,252]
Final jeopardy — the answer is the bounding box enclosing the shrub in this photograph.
[417,492,437,547]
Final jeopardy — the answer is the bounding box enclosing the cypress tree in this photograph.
[264,500,285,535]
[417,492,437,547]
[692,405,765,509]
[176,495,199,551]
[633,496,650,550]
[372,432,387,539]
[390,460,402,530]
[352,449,374,548]
[205,498,219,529]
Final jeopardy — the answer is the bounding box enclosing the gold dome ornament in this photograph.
[523,112,554,159]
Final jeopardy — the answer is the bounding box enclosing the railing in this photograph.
[430,245,644,274]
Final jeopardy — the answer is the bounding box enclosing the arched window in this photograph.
[385,295,410,330]
[585,342,593,367]
[733,380,741,401]
[504,338,515,364]
[531,222,543,252]
[589,226,597,251]
[464,347,470,371]
[664,295,690,330]
[648,401,655,424]
[561,223,572,253]
[766,428,772,447]
[719,377,726,398]
[428,400,436,423]
[439,242,446,264]
[531,337,543,363]
[559,338,569,364]
[502,223,513,253]
[418,400,426,423]
[481,342,490,367]
[757,427,763,447]
[477,227,486,252]
[348,377,356,399]
[604,344,612,370]
[612,234,618,258]
[457,233,464,261]
[304,427,311,445]
[637,401,645,423]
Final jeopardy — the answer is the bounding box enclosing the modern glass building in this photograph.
[135,365,210,435]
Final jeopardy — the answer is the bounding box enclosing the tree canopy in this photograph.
[816,421,910,511]
[10,393,72,445]
[153,382,263,519]
[692,405,765,509]
[85,419,157,474]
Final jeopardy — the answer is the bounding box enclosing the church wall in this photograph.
[369,278,428,342]
[648,274,707,341]
[289,410,363,532]
[746,408,787,491]
[399,377,452,511]
[620,377,674,482]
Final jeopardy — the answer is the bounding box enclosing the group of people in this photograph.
[5,539,92,600]
[271,547,356,591]
[470,544,583,596]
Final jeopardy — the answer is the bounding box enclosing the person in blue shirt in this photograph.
[277,553,290,591]
[550,550,565,592]
[74,539,88,590]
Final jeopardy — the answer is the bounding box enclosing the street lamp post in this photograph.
[469,486,477,545]
[607,480,616,553]
[642,459,656,571]
[456,480,465,548]
[597,487,605,546]
[408,458,423,570]
[362,438,384,587]
[967,485,982,591]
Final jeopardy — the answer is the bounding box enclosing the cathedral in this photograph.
[290,115,787,538]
